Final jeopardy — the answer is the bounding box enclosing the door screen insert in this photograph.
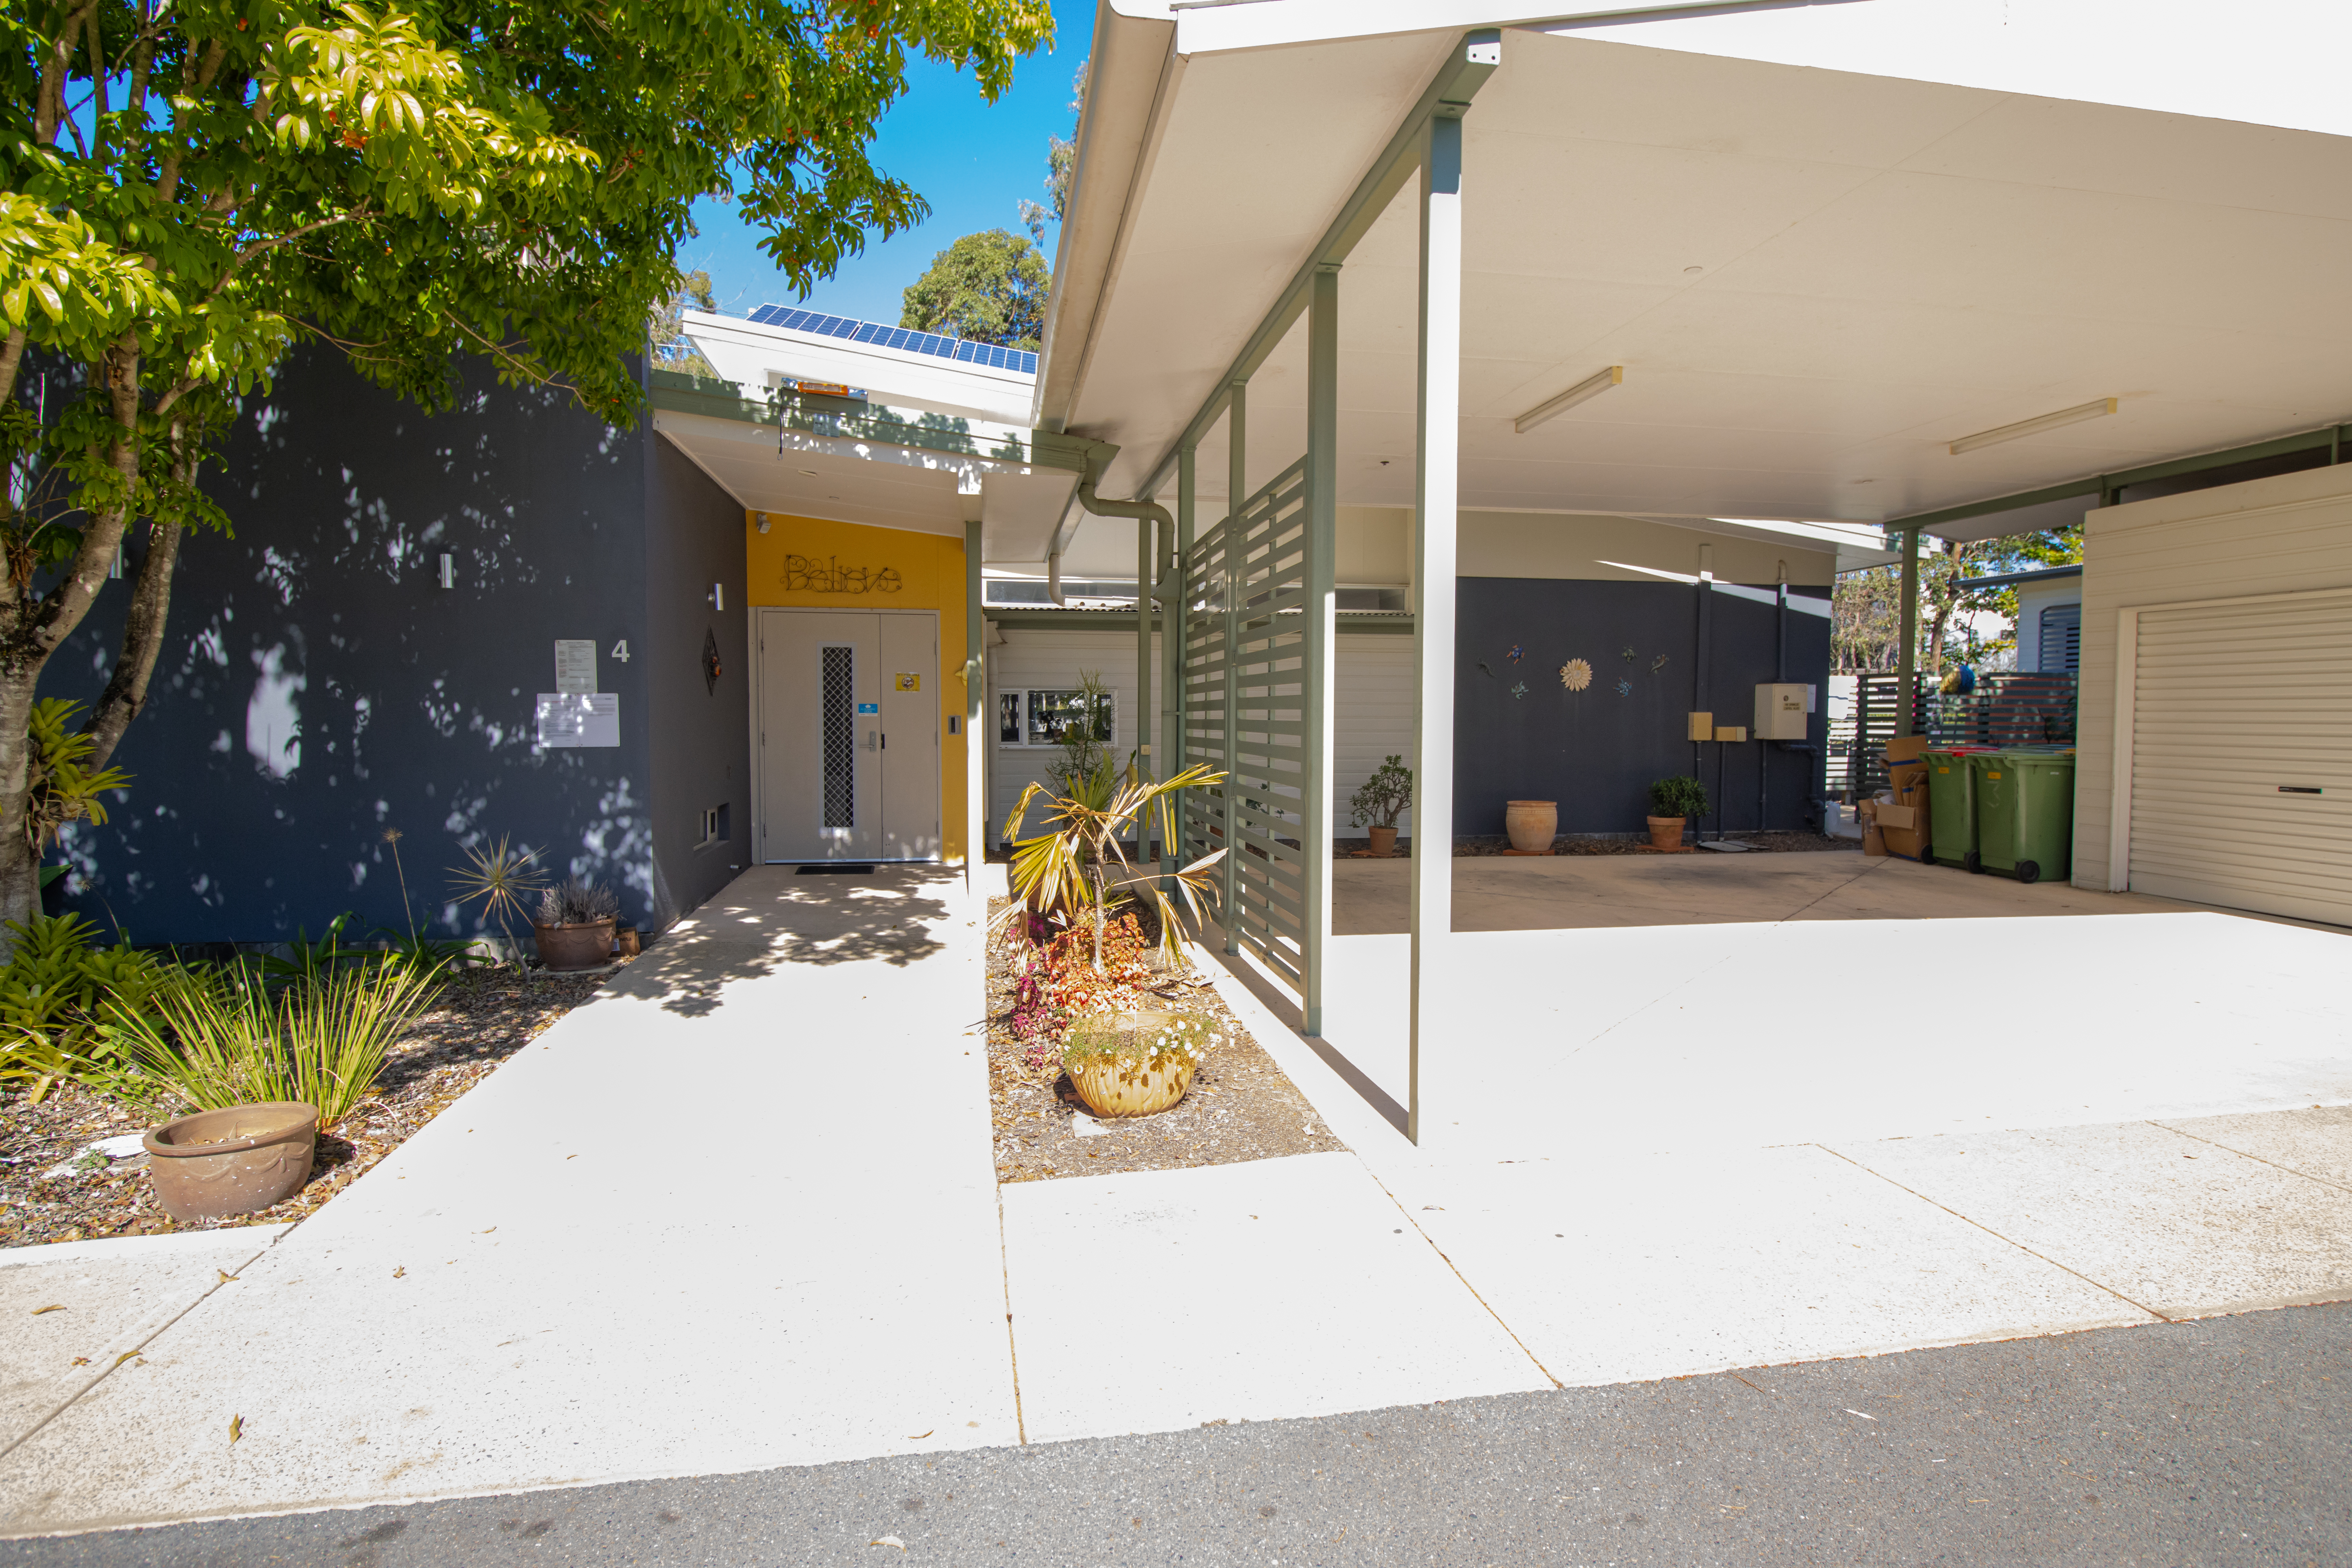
[820,644,856,828]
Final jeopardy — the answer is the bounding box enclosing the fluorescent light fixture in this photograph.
[1515,365,1623,435]
[1949,397,2116,456]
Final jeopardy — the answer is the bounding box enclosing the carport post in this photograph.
[1222,381,1245,956]
[1137,514,1154,800]
[1166,446,1195,892]
[965,519,985,886]
[1896,525,1920,738]
[1303,265,1340,1039]
[1407,107,1466,1146]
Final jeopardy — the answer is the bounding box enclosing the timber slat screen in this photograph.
[1183,458,1313,999]
[1847,672,2080,796]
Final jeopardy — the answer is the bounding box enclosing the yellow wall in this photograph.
[746,512,969,862]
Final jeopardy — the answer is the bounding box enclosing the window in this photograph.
[999,688,1115,747]
[2039,603,2081,674]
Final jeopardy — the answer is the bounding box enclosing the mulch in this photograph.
[1445,833,1860,856]
[0,965,617,1250]
[984,898,1346,1183]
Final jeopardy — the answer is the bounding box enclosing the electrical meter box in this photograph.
[1754,683,1814,740]
[1686,711,1715,742]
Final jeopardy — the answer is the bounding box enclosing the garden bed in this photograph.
[984,898,1345,1184]
[0,966,616,1249]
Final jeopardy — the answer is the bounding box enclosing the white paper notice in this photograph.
[536,692,620,748]
[554,639,598,694]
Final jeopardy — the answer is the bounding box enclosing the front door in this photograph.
[757,609,939,861]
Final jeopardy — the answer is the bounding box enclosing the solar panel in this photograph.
[745,305,1038,376]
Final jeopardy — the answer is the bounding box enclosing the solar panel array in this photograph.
[745,305,1038,375]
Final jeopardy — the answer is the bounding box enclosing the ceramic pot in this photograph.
[1504,800,1557,854]
[1646,815,1686,850]
[534,918,616,971]
[143,1102,317,1222]
[1066,1010,1203,1118]
[1368,826,1398,857]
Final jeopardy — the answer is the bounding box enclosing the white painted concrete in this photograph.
[1001,1154,1550,1442]
[0,868,1013,1535]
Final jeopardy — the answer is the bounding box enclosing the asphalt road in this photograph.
[9,1302,2346,1567]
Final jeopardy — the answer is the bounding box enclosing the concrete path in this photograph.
[0,867,1013,1534]
[22,1299,2348,1564]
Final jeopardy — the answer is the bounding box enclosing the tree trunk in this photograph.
[0,671,44,931]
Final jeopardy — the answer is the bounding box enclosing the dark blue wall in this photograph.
[1452,577,1832,838]
[49,352,743,945]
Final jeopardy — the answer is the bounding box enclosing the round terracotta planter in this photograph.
[1066,1010,1204,1119]
[142,1102,318,1222]
[1646,815,1687,850]
[533,918,616,971]
[1504,800,1557,854]
[1367,826,1398,857]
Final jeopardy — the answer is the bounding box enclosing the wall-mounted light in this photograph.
[437,553,456,589]
[755,511,771,534]
[1515,365,1623,435]
[709,582,725,611]
[1949,397,2115,456]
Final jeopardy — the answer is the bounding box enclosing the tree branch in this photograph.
[82,434,188,772]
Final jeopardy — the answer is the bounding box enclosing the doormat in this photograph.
[795,864,876,875]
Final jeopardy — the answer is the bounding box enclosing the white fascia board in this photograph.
[680,310,1035,426]
[1117,0,1857,57]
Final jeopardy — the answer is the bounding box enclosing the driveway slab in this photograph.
[1001,1154,1551,1443]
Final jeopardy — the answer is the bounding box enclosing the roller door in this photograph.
[2128,590,2352,924]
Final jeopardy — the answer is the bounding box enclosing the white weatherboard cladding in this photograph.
[2127,595,2352,926]
[2078,464,2352,896]
[987,627,1416,841]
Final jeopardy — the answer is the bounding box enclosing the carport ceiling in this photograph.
[1057,25,2352,535]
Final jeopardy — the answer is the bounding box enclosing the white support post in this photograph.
[1166,448,1193,889]
[964,520,986,889]
[1137,514,1154,801]
[1222,382,1245,956]
[1303,265,1339,1039]
[1407,108,1465,1146]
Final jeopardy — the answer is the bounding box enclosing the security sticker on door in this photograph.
[856,702,880,714]
[894,672,921,692]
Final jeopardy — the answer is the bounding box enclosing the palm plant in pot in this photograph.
[533,879,620,971]
[1348,754,1412,856]
[999,755,1228,1118]
[1647,775,1709,850]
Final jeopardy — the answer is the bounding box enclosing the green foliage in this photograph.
[447,836,546,966]
[1062,1009,1215,1072]
[1042,670,1116,796]
[22,699,129,856]
[1018,62,1087,245]
[899,229,1050,350]
[1648,775,1709,820]
[109,960,444,1128]
[650,269,720,378]
[0,914,169,1103]
[1348,754,1413,831]
[1000,760,1228,970]
[1833,524,2083,675]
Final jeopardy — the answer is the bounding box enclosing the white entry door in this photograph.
[2128,589,2352,923]
[757,609,940,862]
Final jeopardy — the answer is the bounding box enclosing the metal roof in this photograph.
[1951,564,2084,590]
[745,306,1038,376]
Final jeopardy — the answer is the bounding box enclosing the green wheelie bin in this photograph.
[1967,749,2076,884]
[1922,747,1985,869]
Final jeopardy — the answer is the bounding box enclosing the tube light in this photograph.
[1949,397,2116,456]
[1514,365,1623,435]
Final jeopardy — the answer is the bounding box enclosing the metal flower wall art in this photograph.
[1559,658,1593,692]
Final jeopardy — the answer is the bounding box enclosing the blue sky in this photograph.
[678,4,1094,326]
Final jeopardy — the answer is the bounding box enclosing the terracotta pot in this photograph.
[1368,826,1398,857]
[1066,1010,1203,1118]
[1646,815,1687,850]
[534,918,616,971]
[143,1102,317,1222]
[1504,800,1557,854]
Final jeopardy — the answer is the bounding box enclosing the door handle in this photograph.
[864,729,877,752]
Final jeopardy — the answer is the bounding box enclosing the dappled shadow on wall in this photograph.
[608,871,953,1019]
[56,358,656,945]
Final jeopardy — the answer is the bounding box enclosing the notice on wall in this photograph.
[537,692,620,748]
[894,672,921,692]
[554,639,598,694]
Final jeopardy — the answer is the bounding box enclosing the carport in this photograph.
[1036,0,2352,1139]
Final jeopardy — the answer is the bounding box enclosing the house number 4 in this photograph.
[611,640,631,663]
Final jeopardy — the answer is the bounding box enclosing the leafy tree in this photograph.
[0,0,1052,930]
[1017,59,1085,246]
[650,268,719,379]
[899,226,1049,349]
[1832,522,2083,675]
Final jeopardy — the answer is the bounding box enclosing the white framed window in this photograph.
[998,688,1114,747]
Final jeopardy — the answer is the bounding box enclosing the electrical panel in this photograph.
[1754,683,1814,740]
[1686,711,1714,741]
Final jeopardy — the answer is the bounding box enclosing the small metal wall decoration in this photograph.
[1650,654,1670,673]
[1510,681,1528,700]
[702,628,724,694]
[1506,644,1525,663]
[1560,658,1593,692]
[1616,678,1633,696]
[1621,645,1637,661]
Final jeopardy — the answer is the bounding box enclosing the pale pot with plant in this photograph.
[1349,754,1412,857]
[1062,1010,1218,1119]
[1647,775,1709,850]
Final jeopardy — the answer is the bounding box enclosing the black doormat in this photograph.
[795,864,876,875]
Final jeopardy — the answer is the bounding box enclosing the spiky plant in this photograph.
[998,759,1228,972]
[447,837,546,972]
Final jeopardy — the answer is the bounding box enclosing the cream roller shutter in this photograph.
[2129,590,2352,924]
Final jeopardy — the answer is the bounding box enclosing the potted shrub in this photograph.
[1647,775,1708,850]
[533,879,619,971]
[1348,754,1412,856]
[1063,1010,1218,1118]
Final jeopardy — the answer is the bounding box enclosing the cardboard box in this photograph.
[1884,734,1934,765]
[1870,800,1917,831]
[1858,799,1888,857]
[1877,766,1930,859]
